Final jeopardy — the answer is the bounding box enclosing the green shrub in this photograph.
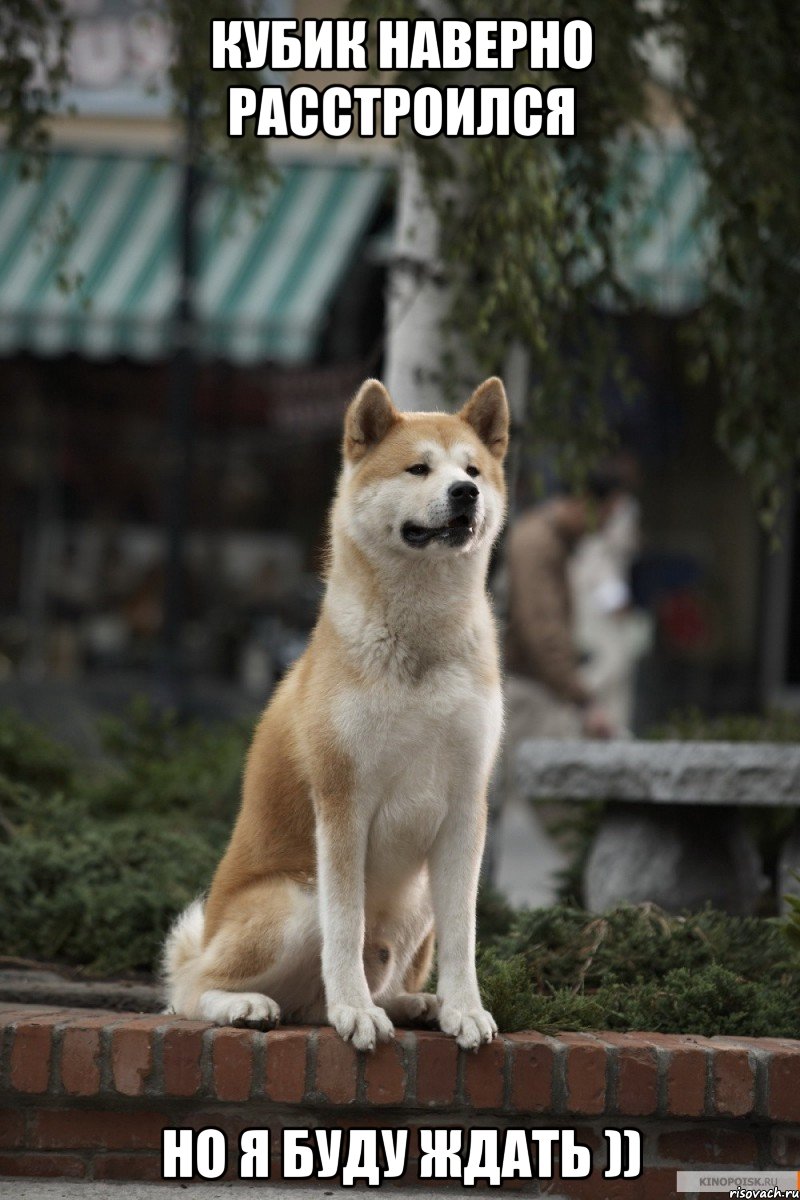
[0,813,226,974]
[494,903,794,989]
[648,707,800,743]
[785,874,800,954]
[0,701,246,975]
[0,708,74,791]
[478,958,800,1040]
[475,902,800,1037]
[89,697,248,819]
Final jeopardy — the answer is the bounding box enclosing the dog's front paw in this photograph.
[438,1002,497,1050]
[329,1003,394,1051]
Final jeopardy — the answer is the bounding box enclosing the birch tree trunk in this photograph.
[383,150,454,412]
[384,150,529,424]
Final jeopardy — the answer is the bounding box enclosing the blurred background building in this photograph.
[0,0,796,730]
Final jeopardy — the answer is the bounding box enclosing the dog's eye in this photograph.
[406,463,430,476]
[466,465,480,478]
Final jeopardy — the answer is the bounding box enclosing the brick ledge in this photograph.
[2,1002,800,1117]
[2,1003,800,1194]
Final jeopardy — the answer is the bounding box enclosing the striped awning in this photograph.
[610,133,711,313]
[0,152,388,364]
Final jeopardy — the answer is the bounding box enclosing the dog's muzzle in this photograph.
[401,482,480,548]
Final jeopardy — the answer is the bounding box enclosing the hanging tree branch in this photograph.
[356,0,800,519]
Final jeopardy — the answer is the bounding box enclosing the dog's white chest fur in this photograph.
[332,658,502,891]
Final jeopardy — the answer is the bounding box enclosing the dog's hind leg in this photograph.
[165,876,322,1027]
[403,926,436,993]
[381,925,440,1026]
[198,988,281,1028]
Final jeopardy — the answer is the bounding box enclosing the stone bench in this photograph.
[516,740,800,914]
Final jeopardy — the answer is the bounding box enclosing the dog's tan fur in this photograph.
[164,377,509,1051]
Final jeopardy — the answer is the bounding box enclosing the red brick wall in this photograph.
[1,1004,799,1196]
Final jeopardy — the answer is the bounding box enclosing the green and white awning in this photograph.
[0,152,388,363]
[0,136,708,363]
[610,132,711,313]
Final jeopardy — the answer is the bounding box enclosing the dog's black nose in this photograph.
[448,480,479,508]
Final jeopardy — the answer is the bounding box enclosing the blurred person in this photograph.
[489,469,628,908]
[504,468,628,743]
[570,490,653,733]
[484,472,628,902]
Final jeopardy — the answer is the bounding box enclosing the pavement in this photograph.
[0,966,160,1012]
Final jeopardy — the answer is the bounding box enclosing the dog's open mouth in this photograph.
[401,513,476,548]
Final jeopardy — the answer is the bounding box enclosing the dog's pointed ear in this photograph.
[344,379,400,462]
[459,377,509,460]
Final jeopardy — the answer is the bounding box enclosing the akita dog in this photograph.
[163,376,509,1051]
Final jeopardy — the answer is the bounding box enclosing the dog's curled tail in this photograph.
[161,898,205,1014]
